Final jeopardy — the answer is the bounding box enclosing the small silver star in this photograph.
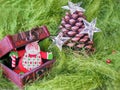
[51,32,70,51]
[80,18,101,41]
[62,1,85,14]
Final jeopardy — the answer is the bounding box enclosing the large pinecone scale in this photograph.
[59,11,95,52]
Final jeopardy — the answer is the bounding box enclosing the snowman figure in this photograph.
[10,41,53,74]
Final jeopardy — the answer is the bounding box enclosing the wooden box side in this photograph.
[0,60,55,88]
[0,63,24,88]
[20,60,55,86]
[11,26,50,48]
[39,26,50,40]
[0,36,15,58]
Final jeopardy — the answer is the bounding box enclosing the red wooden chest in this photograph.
[0,26,55,89]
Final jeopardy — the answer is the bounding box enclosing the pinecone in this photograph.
[59,11,95,53]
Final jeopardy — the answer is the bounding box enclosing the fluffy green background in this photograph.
[0,0,120,90]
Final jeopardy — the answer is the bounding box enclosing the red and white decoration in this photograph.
[12,42,53,74]
[11,55,17,68]
[21,42,42,70]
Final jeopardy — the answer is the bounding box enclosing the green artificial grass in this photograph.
[0,0,120,90]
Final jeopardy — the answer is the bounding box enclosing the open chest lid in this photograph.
[0,26,50,58]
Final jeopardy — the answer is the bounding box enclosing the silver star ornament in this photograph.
[62,1,85,14]
[80,18,101,41]
[51,32,70,51]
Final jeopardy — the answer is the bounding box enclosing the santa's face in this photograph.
[25,42,40,55]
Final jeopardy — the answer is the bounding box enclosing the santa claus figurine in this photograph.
[9,41,53,74]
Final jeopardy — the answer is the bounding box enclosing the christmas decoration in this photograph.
[51,32,70,51]
[80,18,101,41]
[0,0,120,90]
[12,41,53,74]
[0,26,55,88]
[62,1,85,14]
[106,59,111,64]
[9,50,18,68]
[0,26,50,58]
[59,1,95,51]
